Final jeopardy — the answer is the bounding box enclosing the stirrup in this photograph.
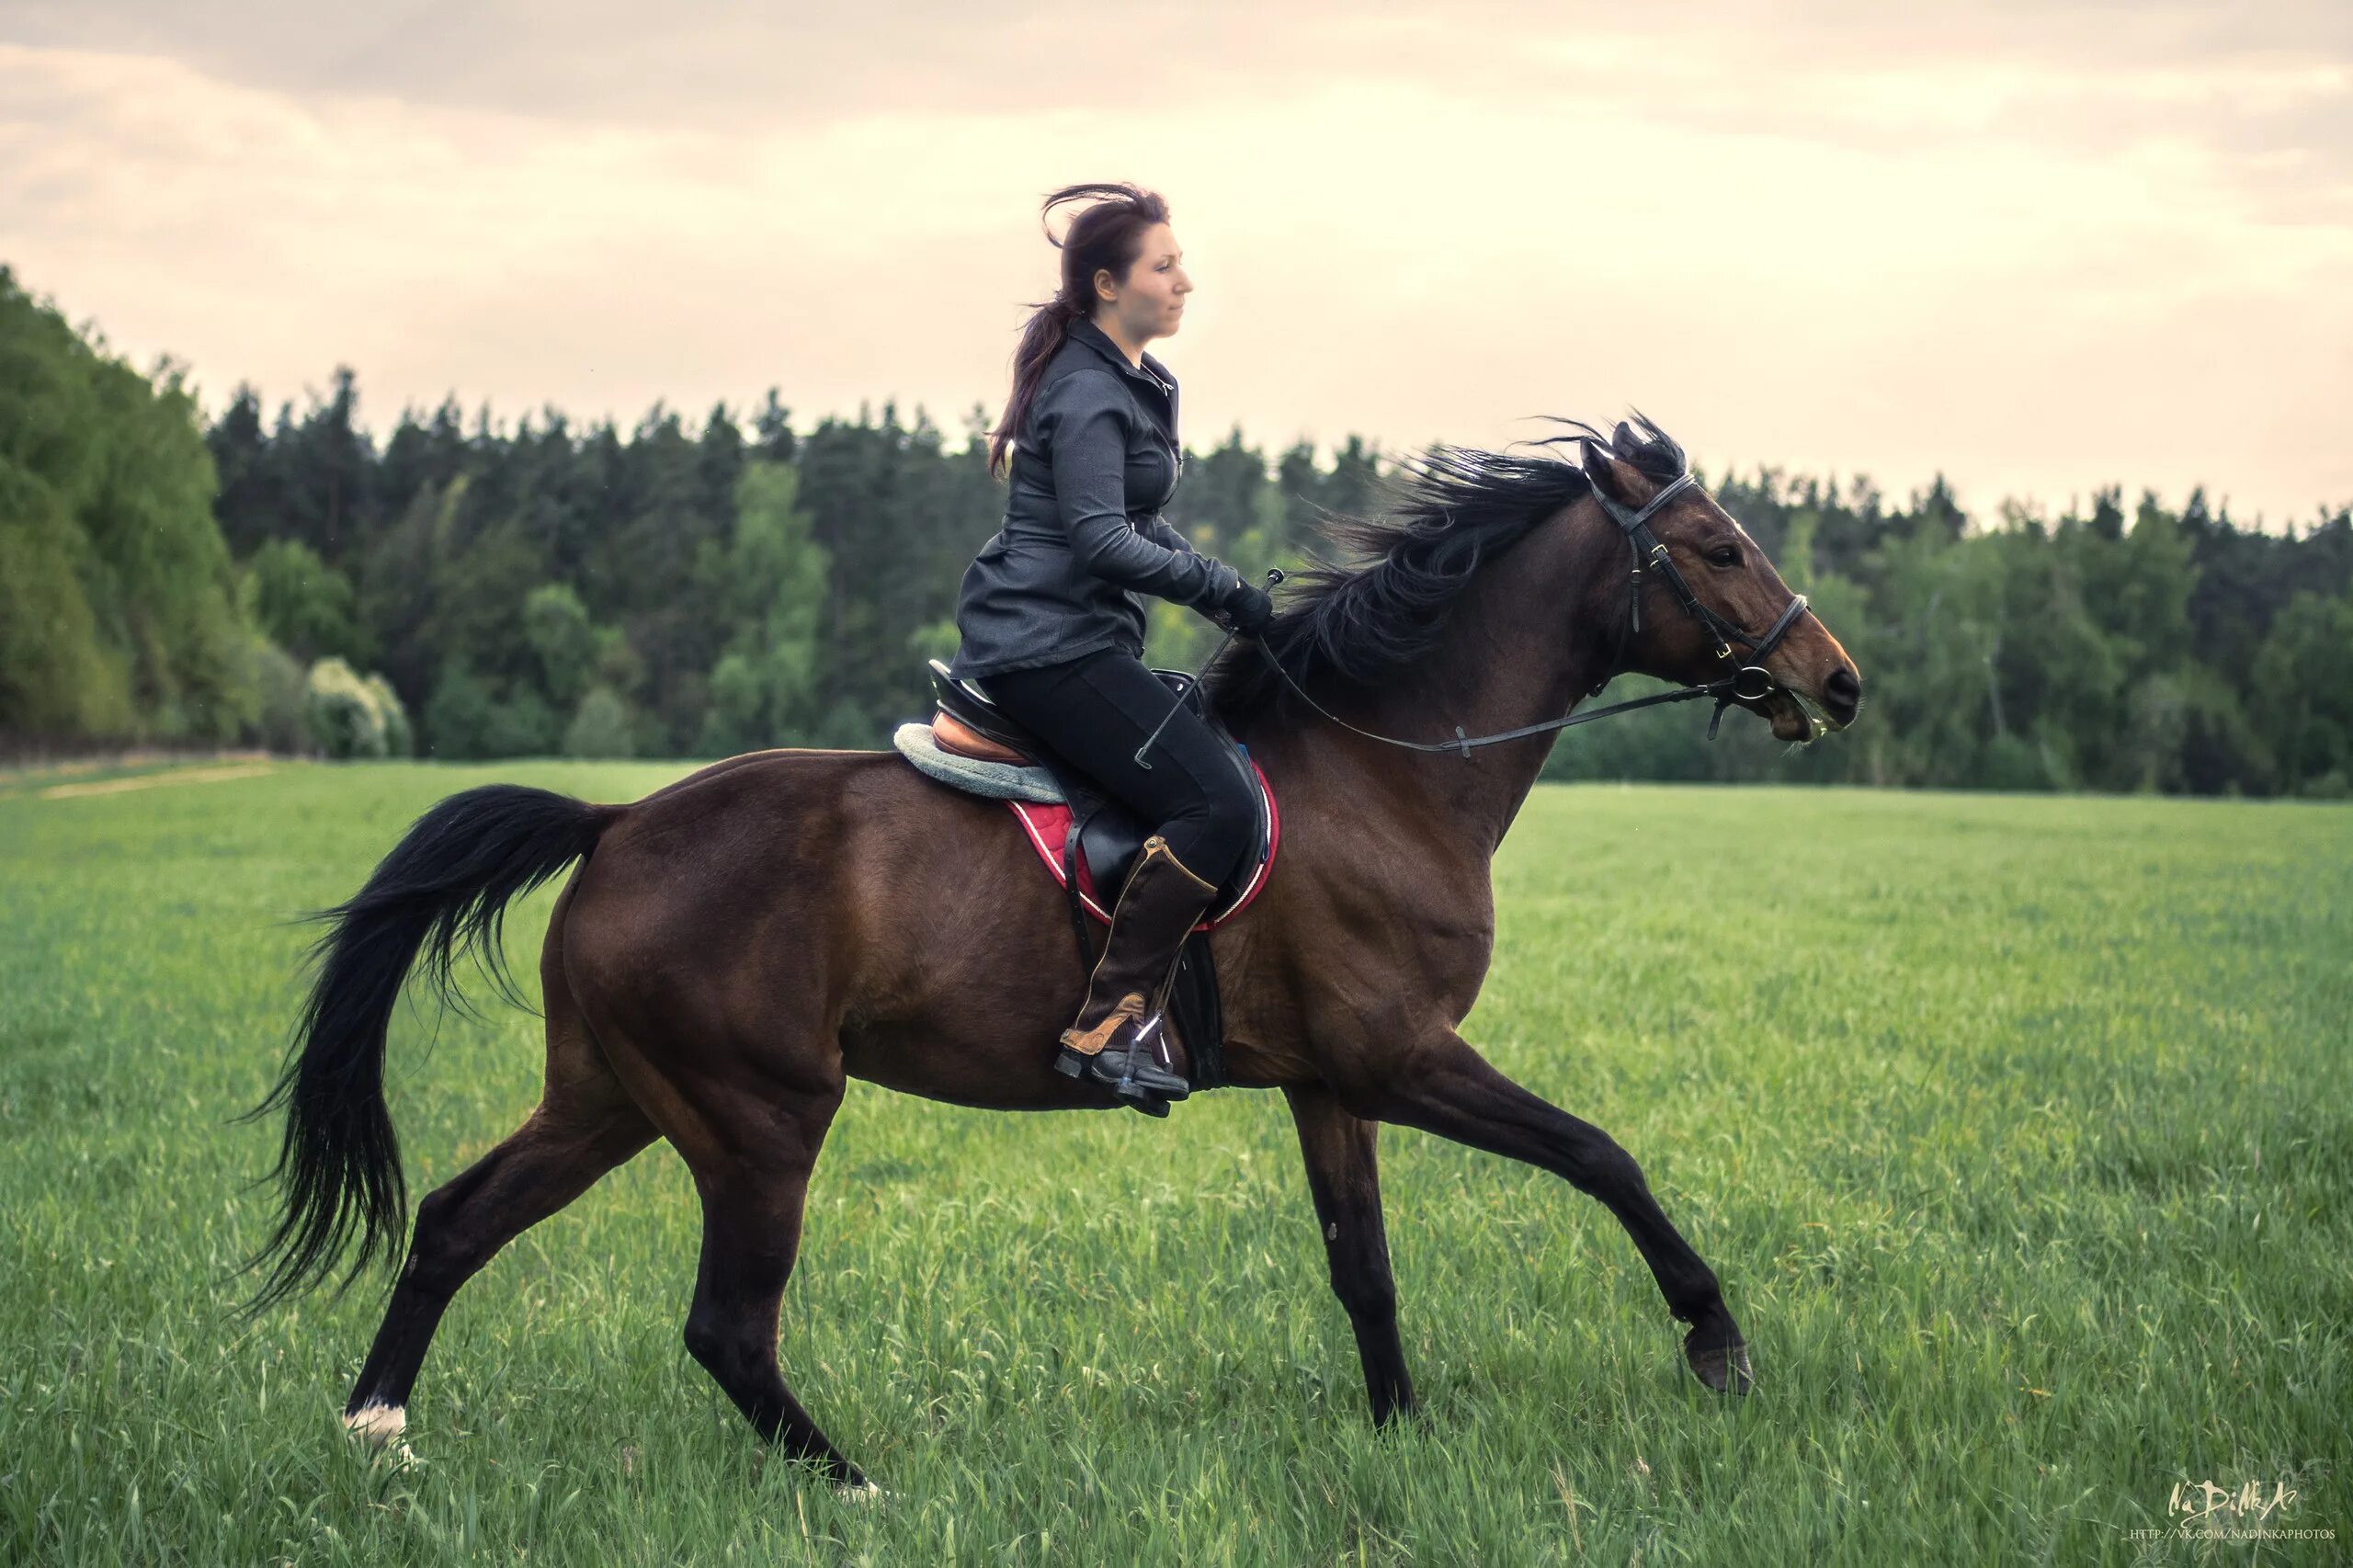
[1052,1045,1176,1115]
[1112,1011,1190,1097]
[1054,1012,1189,1102]
[1051,1042,1191,1100]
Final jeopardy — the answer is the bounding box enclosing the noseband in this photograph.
[1244,466,1812,757]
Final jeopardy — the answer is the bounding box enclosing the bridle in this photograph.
[1590,471,1811,735]
[1240,465,1813,758]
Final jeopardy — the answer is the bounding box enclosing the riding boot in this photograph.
[1053,834,1220,1111]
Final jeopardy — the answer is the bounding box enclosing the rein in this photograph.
[1244,471,1811,759]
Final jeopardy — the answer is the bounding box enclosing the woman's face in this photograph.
[1097,222,1189,344]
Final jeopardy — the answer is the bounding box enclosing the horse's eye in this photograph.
[1706,545,1741,568]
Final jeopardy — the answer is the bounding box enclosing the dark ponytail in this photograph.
[988,181,1172,482]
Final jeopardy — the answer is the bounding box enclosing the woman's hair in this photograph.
[987,181,1171,481]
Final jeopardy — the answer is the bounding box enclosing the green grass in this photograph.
[2,761,2347,1565]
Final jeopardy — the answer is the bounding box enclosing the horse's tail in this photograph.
[232,784,623,1317]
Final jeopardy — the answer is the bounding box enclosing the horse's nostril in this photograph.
[1824,665,1862,720]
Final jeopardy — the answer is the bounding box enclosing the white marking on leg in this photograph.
[344,1403,406,1446]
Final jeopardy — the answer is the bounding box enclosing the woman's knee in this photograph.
[1204,763,1257,835]
[1169,768,1256,868]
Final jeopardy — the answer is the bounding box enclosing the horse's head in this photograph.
[1574,417,1861,743]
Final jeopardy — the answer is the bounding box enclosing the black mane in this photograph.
[1199,413,1688,725]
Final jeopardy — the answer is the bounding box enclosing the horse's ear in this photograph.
[1611,420,1643,459]
[1583,437,1640,504]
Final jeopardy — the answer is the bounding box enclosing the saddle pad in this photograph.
[892,722,1063,803]
[1006,752,1281,929]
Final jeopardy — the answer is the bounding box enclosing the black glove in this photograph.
[1215,575,1275,633]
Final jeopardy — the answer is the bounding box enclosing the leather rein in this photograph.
[1244,469,1812,758]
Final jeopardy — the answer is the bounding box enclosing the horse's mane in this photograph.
[1199,412,1688,725]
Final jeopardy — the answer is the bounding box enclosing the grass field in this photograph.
[2,760,2347,1565]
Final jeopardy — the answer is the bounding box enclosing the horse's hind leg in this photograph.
[676,1079,864,1487]
[344,926,656,1441]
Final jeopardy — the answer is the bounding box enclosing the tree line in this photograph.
[4,263,2348,795]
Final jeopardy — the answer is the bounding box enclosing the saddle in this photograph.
[890,658,1284,1091]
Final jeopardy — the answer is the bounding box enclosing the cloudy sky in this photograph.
[4,1,2347,526]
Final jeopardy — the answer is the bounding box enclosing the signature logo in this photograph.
[2169,1480,2296,1526]
[2124,1477,2332,1551]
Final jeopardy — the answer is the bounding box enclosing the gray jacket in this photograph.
[946,316,1240,681]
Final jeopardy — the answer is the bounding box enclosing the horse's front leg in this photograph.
[1351,1027,1754,1394]
[1284,1083,1415,1424]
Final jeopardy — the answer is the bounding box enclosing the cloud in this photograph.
[8,0,2350,132]
[1,5,2347,524]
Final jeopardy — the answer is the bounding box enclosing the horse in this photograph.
[238,415,1863,1493]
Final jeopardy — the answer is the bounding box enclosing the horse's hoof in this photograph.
[836,1477,890,1505]
[1684,1331,1754,1395]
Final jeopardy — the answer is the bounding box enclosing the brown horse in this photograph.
[239,416,1861,1492]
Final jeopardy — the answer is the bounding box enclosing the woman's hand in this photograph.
[1216,577,1275,633]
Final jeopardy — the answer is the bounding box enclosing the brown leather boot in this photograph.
[1053,834,1220,1111]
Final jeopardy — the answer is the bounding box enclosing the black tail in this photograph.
[231,784,621,1316]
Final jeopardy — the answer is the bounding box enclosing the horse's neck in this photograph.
[1301,506,1624,858]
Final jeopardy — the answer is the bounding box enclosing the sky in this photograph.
[4,1,2348,528]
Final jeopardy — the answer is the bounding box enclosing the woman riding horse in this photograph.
[947,182,1272,1115]
[241,198,1866,1487]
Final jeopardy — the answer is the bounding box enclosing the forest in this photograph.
[5,262,2349,795]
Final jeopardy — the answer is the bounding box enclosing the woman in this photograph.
[947,181,1273,1116]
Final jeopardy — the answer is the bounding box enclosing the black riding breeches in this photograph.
[977,647,1257,892]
